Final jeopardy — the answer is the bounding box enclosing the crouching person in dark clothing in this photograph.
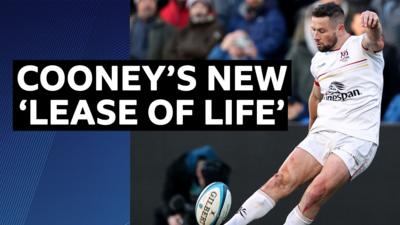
[154,146,231,225]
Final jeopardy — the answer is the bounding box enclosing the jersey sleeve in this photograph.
[359,34,383,55]
[310,54,318,81]
[358,34,385,73]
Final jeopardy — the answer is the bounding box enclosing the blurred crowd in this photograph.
[131,0,400,123]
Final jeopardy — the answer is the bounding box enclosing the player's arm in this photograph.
[361,10,384,52]
[308,82,322,130]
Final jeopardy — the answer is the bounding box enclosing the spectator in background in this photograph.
[277,0,315,37]
[228,0,288,59]
[384,94,400,123]
[211,0,242,28]
[288,96,309,124]
[154,146,231,225]
[371,0,400,59]
[157,0,169,9]
[345,0,372,29]
[287,0,350,103]
[208,30,262,60]
[130,0,176,60]
[160,0,190,29]
[350,10,400,115]
[132,0,169,12]
[164,0,224,60]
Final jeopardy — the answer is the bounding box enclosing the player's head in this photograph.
[311,2,346,52]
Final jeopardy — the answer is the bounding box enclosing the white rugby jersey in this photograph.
[309,35,384,144]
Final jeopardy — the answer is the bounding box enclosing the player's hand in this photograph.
[167,214,183,225]
[361,10,380,29]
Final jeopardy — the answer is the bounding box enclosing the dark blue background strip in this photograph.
[0,0,130,224]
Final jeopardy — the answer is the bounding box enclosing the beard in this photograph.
[317,35,338,52]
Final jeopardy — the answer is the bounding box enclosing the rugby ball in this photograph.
[195,182,232,225]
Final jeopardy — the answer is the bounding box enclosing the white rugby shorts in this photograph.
[298,130,377,180]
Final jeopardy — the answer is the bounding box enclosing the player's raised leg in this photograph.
[283,153,350,225]
[225,147,322,225]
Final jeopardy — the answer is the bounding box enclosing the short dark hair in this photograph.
[312,2,345,24]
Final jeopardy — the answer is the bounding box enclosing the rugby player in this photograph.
[225,2,384,225]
